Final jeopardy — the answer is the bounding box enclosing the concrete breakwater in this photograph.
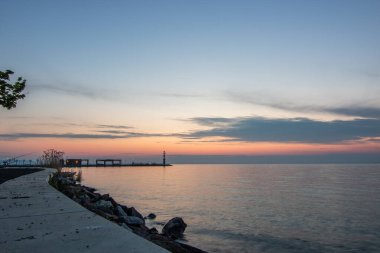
[0,168,169,253]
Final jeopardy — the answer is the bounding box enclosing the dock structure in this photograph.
[61,152,171,167]
[65,159,89,167]
[96,159,122,167]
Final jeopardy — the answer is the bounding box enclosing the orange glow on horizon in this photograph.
[1,136,380,158]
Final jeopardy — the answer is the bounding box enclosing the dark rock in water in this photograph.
[145,213,156,219]
[118,206,145,226]
[148,227,158,234]
[162,217,187,239]
[122,216,145,226]
[127,207,144,221]
[83,186,96,192]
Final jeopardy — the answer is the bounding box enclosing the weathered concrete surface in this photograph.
[0,169,169,253]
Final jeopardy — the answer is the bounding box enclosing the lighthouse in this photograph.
[163,151,166,166]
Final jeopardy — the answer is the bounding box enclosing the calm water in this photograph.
[70,164,380,253]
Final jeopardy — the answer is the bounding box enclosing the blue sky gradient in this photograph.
[1,1,380,161]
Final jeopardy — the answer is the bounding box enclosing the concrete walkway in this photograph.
[0,169,169,253]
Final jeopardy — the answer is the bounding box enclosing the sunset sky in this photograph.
[1,1,380,162]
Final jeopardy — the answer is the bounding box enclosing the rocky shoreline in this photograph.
[49,172,206,253]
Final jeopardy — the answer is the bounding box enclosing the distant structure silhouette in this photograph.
[163,151,166,166]
[96,159,121,167]
[66,159,89,167]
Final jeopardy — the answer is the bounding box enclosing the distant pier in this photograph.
[63,151,172,168]
[96,159,121,167]
[2,152,171,168]
[64,161,171,168]
[64,152,171,167]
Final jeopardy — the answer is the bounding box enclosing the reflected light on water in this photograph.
[69,164,380,253]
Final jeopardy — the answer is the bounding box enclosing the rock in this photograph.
[108,197,118,208]
[84,192,97,201]
[148,227,158,234]
[115,205,128,217]
[83,186,96,192]
[58,176,76,185]
[78,194,91,205]
[162,217,187,239]
[116,205,145,225]
[100,194,110,200]
[92,208,119,221]
[132,225,151,237]
[127,207,144,220]
[94,200,113,212]
[62,189,74,198]
[119,204,128,213]
[89,193,102,202]
[82,189,99,199]
[122,216,145,226]
[145,213,156,219]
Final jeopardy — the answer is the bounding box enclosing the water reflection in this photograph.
[69,164,380,253]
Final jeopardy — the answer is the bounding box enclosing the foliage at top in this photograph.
[40,149,65,171]
[0,70,26,110]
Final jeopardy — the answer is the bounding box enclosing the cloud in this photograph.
[326,107,380,119]
[29,84,120,100]
[0,133,127,140]
[365,137,380,143]
[186,117,380,143]
[0,131,168,140]
[96,124,133,129]
[0,120,172,140]
[155,92,206,98]
[3,116,380,144]
[225,91,380,119]
[189,117,236,127]
[97,130,129,134]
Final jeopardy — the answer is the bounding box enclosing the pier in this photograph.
[96,159,122,167]
[66,159,89,167]
[2,152,171,168]
[64,151,170,167]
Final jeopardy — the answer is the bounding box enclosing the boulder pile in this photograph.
[49,172,206,253]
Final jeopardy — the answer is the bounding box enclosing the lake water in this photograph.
[70,164,380,253]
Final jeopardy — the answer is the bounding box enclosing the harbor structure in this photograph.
[66,159,89,167]
[96,159,122,167]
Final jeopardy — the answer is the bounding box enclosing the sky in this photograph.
[1,0,380,163]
